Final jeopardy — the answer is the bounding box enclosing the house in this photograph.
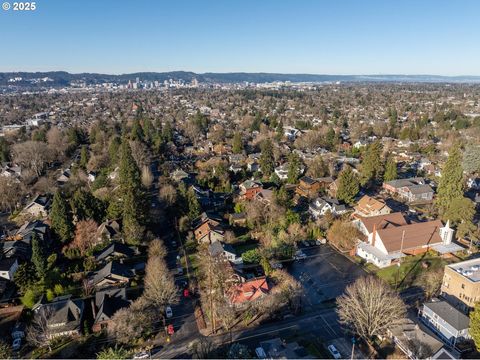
[208,241,243,264]
[21,194,51,218]
[33,296,84,339]
[0,258,18,280]
[441,258,480,311]
[283,126,300,140]
[87,171,97,182]
[1,220,50,260]
[383,177,434,203]
[355,214,462,268]
[57,168,72,184]
[295,176,322,198]
[420,299,470,347]
[228,277,270,306]
[254,189,274,205]
[229,212,247,226]
[354,195,392,218]
[258,337,311,359]
[327,178,340,198]
[274,164,289,180]
[467,178,480,190]
[0,163,22,179]
[91,261,133,289]
[93,288,131,332]
[309,197,347,219]
[96,220,121,242]
[194,218,225,244]
[94,242,136,263]
[247,160,260,173]
[389,316,453,360]
[171,169,190,183]
[239,179,262,200]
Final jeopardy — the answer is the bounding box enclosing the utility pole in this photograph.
[396,230,405,289]
[351,337,356,360]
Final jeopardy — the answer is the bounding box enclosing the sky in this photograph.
[1,0,480,75]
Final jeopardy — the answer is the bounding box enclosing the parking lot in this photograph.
[288,244,367,309]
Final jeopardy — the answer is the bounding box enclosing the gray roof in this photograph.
[424,300,470,331]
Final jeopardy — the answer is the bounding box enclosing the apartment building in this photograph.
[441,258,480,311]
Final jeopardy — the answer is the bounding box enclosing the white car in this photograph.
[294,250,307,260]
[165,306,173,318]
[255,347,267,359]
[133,351,149,359]
[327,344,341,359]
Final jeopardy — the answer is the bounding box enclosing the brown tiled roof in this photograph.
[359,212,407,233]
[377,220,444,253]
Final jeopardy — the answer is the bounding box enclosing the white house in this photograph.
[0,258,19,280]
[308,197,347,219]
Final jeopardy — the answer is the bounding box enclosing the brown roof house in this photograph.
[354,195,392,218]
[354,214,463,268]
[194,214,225,244]
[295,176,322,198]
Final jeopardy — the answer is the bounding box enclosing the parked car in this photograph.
[12,338,21,351]
[294,250,307,260]
[301,240,311,247]
[177,267,184,276]
[133,351,149,359]
[328,344,341,359]
[165,306,173,318]
[255,347,267,359]
[316,238,327,245]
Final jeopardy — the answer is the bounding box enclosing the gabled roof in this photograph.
[35,297,84,333]
[94,288,130,323]
[377,220,444,253]
[355,195,390,213]
[358,212,408,234]
[92,261,133,286]
[94,242,135,262]
[424,299,470,331]
[228,277,269,304]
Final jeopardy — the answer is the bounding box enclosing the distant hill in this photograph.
[1,71,480,87]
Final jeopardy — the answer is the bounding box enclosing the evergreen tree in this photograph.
[187,187,201,220]
[0,138,10,163]
[232,132,243,154]
[259,139,274,177]
[50,191,74,243]
[130,119,144,141]
[337,167,359,205]
[287,153,301,184]
[31,234,47,278]
[383,155,398,182]
[470,303,480,351]
[108,136,121,166]
[118,139,144,244]
[79,145,89,169]
[436,145,464,215]
[444,197,477,240]
[325,127,337,150]
[360,141,383,186]
[71,189,105,222]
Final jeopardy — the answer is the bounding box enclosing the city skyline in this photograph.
[1,0,480,75]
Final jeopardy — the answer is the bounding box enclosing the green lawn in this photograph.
[233,242,259,256]
[373,252,449,290]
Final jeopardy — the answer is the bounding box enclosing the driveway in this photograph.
[288,244,367,309]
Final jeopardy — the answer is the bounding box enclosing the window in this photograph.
[461,284,465,289]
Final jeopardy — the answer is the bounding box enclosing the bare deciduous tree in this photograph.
[141,165,154,188]
[27,307,54,351]
[143,242,178,307]
[158,184,177,207]
[337,276,406,344]
[0,176,24,212]
[12,141,53,177]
